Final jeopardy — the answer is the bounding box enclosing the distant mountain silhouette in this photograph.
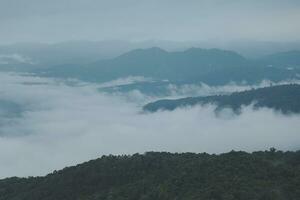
[259,50,300,69]
[41,48,300,85]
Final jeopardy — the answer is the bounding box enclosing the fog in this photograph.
[0,0,300,44]
[0,72,299,178]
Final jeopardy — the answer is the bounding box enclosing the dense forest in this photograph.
[143,84,300,113]
[0,150,299,200]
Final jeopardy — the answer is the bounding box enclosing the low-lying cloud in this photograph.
[166,79,300,98]
[0,54,34,65]
[0,72,299,178]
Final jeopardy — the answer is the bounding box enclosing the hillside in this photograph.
[0,150,299,200]
[143,84,300,113]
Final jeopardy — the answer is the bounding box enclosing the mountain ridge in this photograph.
[40,47,300,85]
[143,84,300,113]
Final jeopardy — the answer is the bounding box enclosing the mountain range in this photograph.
[1,42,300,86]
[38,48,300,86]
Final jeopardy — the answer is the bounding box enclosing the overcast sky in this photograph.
[0,0,300,44]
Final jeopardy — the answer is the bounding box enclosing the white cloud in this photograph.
[165,79,300,98]
[98,76,153,88]
[0,72,299,178]
[0,54,34,64]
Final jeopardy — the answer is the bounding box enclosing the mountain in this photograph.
[43,47,248,81]
[0,150,299,200]
[259,50,300,69]
[0,100,22,118]
[1,43,299,86]
[143,84,300,113]
[0,41,136,71]
[41,48,300,85]
[216,40,300,58]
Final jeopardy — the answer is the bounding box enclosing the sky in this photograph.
[0,0,300,44]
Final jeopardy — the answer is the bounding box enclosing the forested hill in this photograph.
[143,84,300,113]
[0,150,299,200]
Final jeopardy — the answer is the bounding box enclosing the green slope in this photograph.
[0,150,299,200]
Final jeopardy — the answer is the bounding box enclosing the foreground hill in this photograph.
[0,150,299,200]
[143,84,300,113]
[41,48,299,85]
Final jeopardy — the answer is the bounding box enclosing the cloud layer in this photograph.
[0,72,300,178]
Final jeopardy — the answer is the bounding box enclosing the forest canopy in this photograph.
[0,150,299,200]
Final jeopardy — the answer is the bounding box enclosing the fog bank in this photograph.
[0,72,299,178]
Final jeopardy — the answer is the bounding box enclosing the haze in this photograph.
[1,0,300,44]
